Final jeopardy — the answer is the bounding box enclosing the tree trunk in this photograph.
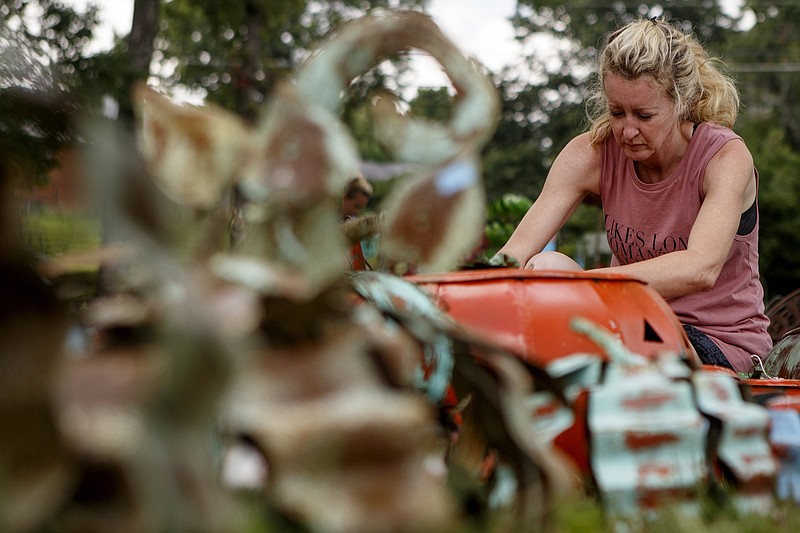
[117,0,160,122]
[235,0,264,122]
[128,0,160,79]
[229,0,265,249]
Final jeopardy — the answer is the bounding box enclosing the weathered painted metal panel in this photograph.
[763,395,800,502]
[763,328,800,379]
[694,370,777,513]
[523,390,575,447]
[589,360,707,516]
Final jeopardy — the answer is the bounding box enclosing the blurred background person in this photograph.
[340,172,375,270]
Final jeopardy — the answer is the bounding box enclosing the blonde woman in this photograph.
[497,17,771,372]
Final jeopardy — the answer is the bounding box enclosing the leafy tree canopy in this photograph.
[0,0,103,181]
[155,0,428,118]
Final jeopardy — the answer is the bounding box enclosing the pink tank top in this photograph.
[600,122,772,372]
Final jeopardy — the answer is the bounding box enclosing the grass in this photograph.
[547,491,800,533]
[20,207,101,260]
[18,203,224,262]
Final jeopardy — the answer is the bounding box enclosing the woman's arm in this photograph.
[497,133,602,266]
[593,139,757,299]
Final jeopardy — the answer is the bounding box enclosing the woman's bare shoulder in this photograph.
[550,132,602,193]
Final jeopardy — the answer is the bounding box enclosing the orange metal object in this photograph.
[408,268,698,367]
[743,379,800,403]
[409,268,701,478]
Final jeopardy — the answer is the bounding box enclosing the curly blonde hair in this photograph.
[586,18,739,146]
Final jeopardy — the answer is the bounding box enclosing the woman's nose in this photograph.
[622,118,638,140]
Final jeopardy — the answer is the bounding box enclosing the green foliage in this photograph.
[726,3,800,296]
[484,193,533,253]
[341,69,411,163]
[0,1,102,182]
[1,0,102,86]
[0,85,77,183]
[481,192,601,263]
[158,0,299,116]
[732,2,800,148]
[559,202,605,266]
[482,74,586,203]
[738,121,800,299]
[409,87,453,122]
[158,0,428,117]
[512,0,739,48]
[341,100,393,162]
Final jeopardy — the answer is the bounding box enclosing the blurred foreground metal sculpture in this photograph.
[124,10,505,533]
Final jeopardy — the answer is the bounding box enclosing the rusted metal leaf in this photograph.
[296,11,499,166]
[133,84,252,210]
[380,158,487,273]
[240,83,359,207]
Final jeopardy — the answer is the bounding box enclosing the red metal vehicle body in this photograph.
[411,268,800,402]
[409,268,696,367]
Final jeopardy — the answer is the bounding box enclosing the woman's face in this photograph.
[604,73,680,162]
[341,189,370,220]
